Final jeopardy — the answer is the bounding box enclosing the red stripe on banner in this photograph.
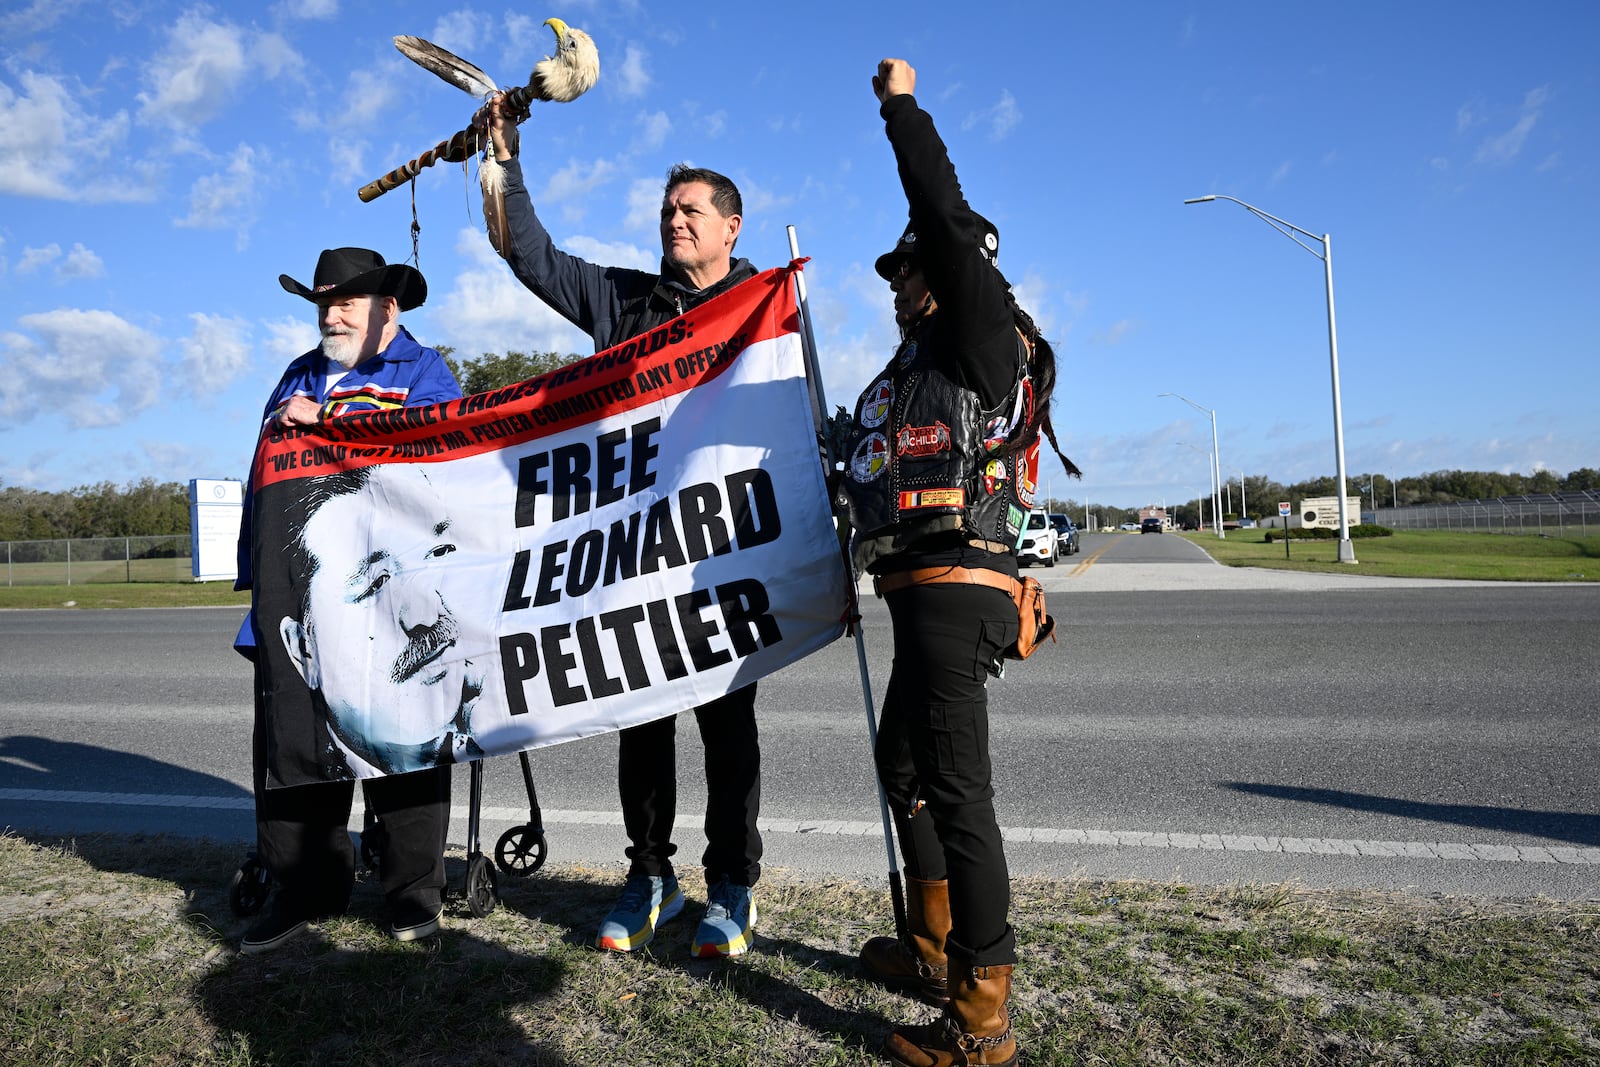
[251,264,804,490]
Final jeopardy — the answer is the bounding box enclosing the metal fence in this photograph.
[1373,491,1600,536]
[2,536,193,585]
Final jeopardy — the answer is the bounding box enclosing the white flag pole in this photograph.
[786,226,907,943]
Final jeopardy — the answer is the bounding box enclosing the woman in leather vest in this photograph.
[840,59,1077,1067]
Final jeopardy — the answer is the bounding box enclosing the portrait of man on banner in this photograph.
[256,462,508,782]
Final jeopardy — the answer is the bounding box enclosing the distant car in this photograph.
[1119,522,1140,531]
[1017,510,1057,567]
[1238,517,1257,529]
[1048,513,1080,557]
[1180,518,1201,531]
[1140,517,1163,534]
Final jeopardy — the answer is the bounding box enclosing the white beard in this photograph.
[320,329,363,369]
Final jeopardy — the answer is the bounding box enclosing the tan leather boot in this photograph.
[883,960,1016,1067]
[859,876,951,1003]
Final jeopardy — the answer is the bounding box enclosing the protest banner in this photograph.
[249,264,847,786]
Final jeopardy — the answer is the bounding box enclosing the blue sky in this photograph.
[2,1,1595,512]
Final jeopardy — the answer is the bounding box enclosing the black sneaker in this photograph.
[390,903,443,942]
[240,901,313,955]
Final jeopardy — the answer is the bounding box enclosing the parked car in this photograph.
[1238,517,1257,529]
[1119,522,1140,531]
[1048,513,1079,557]
[1017,510,1057,567]
[1140,517,1164,534]
[1180,518,1201,531]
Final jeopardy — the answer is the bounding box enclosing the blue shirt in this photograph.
[232,327,462,653]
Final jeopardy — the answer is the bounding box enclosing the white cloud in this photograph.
[428,228,595,358]
[632,110,671,152]
[17,244,60,274]
[0,0,84,35]
[281,0,337,19]
[503,13,540,66]
[0,71,148,202]
[252,32,303,80]
[136,12,304,130]
[179,313,253,395]
[342,64,402,125]
[174,144,266,248]
[615,45,650,97]
[137,12,250,127]
[962,89,1020,142]
[263,315,318,364]
[1474,85,1548,166]
[626,176,664,231]
[1092,319,1137,346]
[1269,160,1293,185]
[564,235,655,271]
[0,309,166,429]
[540,157,618,205]
[59,243,105,279]
[1476,113,1537,165]
[430,10,495,58]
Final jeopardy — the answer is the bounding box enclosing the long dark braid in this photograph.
[1010,298,1082,479]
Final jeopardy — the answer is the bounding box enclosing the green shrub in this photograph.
[1265,524,1392,543]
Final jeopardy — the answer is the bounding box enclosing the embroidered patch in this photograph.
[897,339,919,368]
[983,415,1012,453]
[899,488,965,510]
[849,432,889,481]
[1006,504,1025,535]
[896,420,951,457]
[983,457,1009,495]
[858,379,893,428]
[1015,438,1041,507]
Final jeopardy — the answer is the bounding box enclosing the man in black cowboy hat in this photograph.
[235,247,464,954]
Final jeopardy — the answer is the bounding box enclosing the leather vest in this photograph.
[839,321,1039,572]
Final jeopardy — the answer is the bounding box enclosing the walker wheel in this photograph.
[466,855,499,917]
[228,856,272,917]
[494,825,549,877]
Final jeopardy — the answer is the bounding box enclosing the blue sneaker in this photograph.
[595,874,684,952]
[692,880,757,958]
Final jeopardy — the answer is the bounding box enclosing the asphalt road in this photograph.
[3,531,1596,900]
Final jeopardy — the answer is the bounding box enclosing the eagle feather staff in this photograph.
[357,18,598,204]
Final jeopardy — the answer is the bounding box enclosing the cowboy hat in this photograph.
[279,247,427,311]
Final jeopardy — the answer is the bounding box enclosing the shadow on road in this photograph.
[0,734,252,799]
[1223,781,1600,847]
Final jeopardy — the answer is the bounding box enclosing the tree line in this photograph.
[1050,466,1600,531]
[5,349,1595,541]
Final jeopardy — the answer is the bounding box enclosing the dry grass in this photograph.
[2,832,1597,1066]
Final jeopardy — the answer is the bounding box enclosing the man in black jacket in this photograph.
[482,95,763,958]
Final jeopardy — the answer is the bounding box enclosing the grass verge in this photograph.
[2,832,1596,1066]
[0,582,252,610]
[1178,529,1600,582]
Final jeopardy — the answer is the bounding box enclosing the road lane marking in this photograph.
[5,788,1596,865]
[1067,542,1114,577]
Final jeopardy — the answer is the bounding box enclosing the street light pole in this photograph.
[1161,392,1224,538]
[1185,194,1356,563]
